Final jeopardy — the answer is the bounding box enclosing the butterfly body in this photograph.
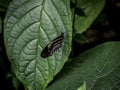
[41,33,64,58]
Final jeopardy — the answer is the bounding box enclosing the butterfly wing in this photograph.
[41,33,64,58]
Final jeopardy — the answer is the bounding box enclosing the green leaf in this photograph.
[75,0,105,33]
[4,0,72,90]
[77,82,86,90]
[12,77,21,90]
[46,42,120,90]
[74,33,88,44]
[75,7,87,17]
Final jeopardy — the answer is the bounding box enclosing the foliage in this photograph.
[46,42,120,90]
[1,0,120,90]
[77,82,86,90]
[4,0,72,90]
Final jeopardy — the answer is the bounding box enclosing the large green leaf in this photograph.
[4,0,72,90]
[46,42,120,90]
[74,0,105,33]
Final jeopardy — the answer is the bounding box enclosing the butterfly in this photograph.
[41,33,64,58]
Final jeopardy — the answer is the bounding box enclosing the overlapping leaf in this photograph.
[74,0,105,33]
[46,42,120,90]
[4,0,72,89]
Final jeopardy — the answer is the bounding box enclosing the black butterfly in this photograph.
[41,33,64,58]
